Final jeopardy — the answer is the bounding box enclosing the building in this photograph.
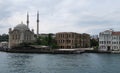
[55,32,90,49]
[99,29,120,51]
[82,33,91,48]
[0,41,8,48]
[91,35,99,41]
[8,22,35,48]
[8,12,40,48]
[39,33,55,38]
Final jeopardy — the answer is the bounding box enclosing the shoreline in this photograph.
[0,47,112,54]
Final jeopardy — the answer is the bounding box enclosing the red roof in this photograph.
[112,32,120,35]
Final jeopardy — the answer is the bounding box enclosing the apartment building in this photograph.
[55,32,90,49]
[99,29,120,51]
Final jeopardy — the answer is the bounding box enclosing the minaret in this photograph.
[37,11,39,38]
[27,12,29,28]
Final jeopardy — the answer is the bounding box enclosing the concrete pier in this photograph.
[52,48,86,54]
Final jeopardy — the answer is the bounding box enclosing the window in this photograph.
[104,41,106,44]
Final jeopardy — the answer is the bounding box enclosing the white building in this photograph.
[8,12,40,48]
[99,29,120,51]
[9,22,35,48]
[0,41,8,48]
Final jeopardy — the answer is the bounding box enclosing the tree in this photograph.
[90,38,99,50]
[34,34,58,49]
[0,34,9,42]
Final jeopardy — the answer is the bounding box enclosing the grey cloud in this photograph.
[0,0,120,34]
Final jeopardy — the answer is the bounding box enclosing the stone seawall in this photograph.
[0,47,112,54]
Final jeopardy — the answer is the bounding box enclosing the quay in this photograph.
[0,46,94,54]
[52,49,85,54]
[0,46,114,54]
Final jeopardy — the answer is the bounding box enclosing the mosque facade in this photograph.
[8,12,39,48]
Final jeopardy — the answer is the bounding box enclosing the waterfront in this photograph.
[0,52,120,73]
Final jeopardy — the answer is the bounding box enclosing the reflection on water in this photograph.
[0,52,120,73]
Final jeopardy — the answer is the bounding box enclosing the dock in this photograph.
[0,46,101,54]
[52,49,85,54]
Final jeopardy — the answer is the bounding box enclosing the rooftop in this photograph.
[14,22,29,31]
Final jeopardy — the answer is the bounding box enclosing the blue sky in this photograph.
[0,0,120,35]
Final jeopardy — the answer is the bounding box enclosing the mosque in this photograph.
[8,12,40,48]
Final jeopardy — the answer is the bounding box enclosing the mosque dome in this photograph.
[14,22,29,31]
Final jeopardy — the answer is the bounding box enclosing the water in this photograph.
[0,52,120,73]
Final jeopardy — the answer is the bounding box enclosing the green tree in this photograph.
[0,34,9,42]
[34,34,58,49]
[90,38,99,50]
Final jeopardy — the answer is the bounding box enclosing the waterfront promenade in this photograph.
[0,46,94,54]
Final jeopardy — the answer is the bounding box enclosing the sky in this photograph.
[0,0,120,35]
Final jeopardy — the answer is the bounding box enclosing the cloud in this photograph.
[0,0,120,35]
